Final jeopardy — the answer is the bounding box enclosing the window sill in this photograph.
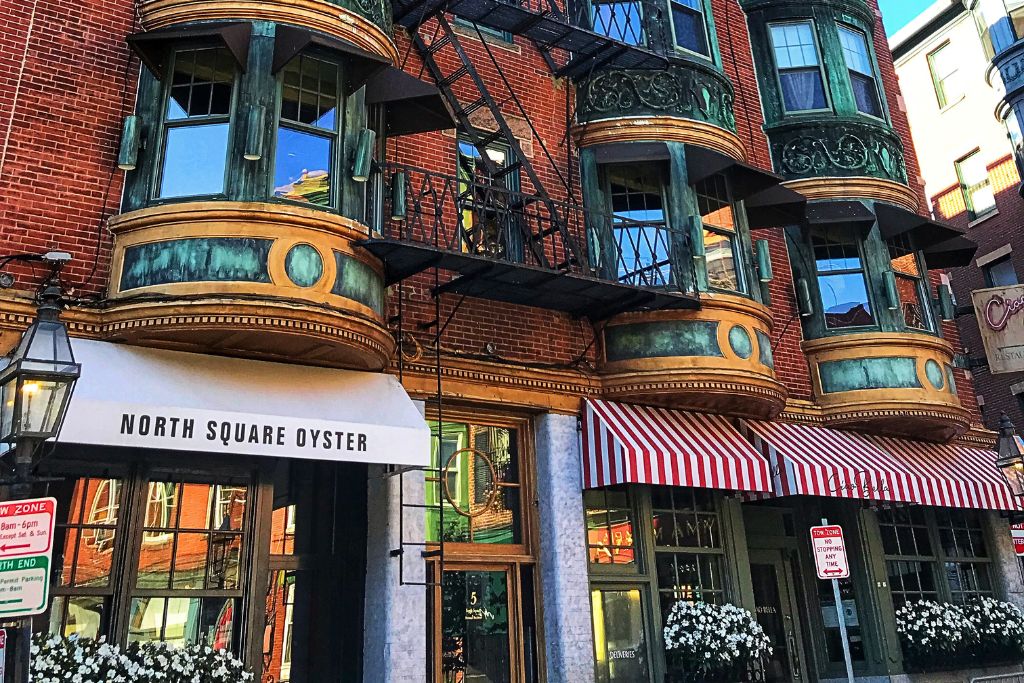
[968,209,999,228]
[938,95,966,113]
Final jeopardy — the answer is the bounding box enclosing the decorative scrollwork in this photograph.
[332,0,391,33]
[775,124,908,183]
[576,64,736,132]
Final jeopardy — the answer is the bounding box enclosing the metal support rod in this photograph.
[823,517,855,683]
[6,440,39,683]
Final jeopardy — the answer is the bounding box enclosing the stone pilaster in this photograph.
[983,512,1024,609]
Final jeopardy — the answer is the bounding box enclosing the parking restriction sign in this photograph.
[811,524,850,580]
[0,497,57,618]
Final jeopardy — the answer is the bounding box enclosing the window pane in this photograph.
[770,23,828,112]
[159,123,229,198]
[779,70,827,111]
[929,44,961,107]
[838,26,873,75]
[770,23,820,68]
[167,48,234,121]
[813,232,863,272]
[608,164,673,288]
[672,1,708,55]
[585,488,636,565]
[274,128,332,205]
[592,589,650,683]
[591,0,644,45]
[889,239,927,330]
[958,152,996,217]
[850,72,882,117]
[128,597,236,650]
[705,230,739,291]
[280,56,339,130]
[48,595,106,640]
[819,273,874,328]
[441,570,512,683]
[986,257,1018,287]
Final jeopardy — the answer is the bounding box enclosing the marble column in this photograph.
[983,511,1024,609]
[534,412,596,683]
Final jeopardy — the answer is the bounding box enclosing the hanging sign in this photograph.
[811,525,850,580]
[973,284,1024,374]
[1012,523,1024,556]
[0,497,56,618]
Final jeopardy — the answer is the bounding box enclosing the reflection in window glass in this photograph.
[427,421,522,545]
[457,137,522,261]
[985,256,1018,287]
[592,589,650,683]
[888,234,929,330]
[696,174,742,292]
[817,578,865,663]
[159,48,234,199]
[591,0,644,45]
[441,570,512,683]
[769,22,828,112]
[128,596,235,650]
[671,0,709,56]
[585,487,636,565]
[607,164,673,288]
[956,151,996,220]
[274,55,339,207]
[813,229,874,328]
[837,25,882,118]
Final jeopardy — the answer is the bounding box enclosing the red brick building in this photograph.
[1,0,1022,681]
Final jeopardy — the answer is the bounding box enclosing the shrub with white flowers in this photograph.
[31,635,255,683]
[895,600,975,665]
[662,600,772,675]
[962,597,1024,661]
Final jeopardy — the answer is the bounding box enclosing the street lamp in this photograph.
[0,283,80,496]
[996,412,1024,500]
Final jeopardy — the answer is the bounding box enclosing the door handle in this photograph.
[787,630,801,679]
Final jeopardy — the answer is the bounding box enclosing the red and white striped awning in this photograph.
[742,420,1019,511]
[581,399,772,492]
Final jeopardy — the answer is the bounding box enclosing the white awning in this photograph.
[58,340,429,466]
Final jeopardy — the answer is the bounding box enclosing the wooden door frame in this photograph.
[749,547,810,682]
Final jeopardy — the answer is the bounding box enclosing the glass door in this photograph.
[435,565,519,683]
[749,549,807,683]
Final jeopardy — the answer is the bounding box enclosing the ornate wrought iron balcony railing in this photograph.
[360,162,699,318]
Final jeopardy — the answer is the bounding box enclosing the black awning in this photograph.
[874,202,964,248]
[744,184,807,229]
[922,235,978,269]
[805,200,878,226]
[128,22,252,79]
[592,142,671,164]
[685,146,782,200]
[273,25,388,93]
[365,67,454,136]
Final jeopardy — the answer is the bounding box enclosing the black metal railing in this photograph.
[371,162,694,293]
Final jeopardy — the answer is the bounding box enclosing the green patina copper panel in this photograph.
[332,251,384,316]
[729,325,753,359]
[755,329,775,369]
[770,121,908,184]
[324,0,392,34]
[819,357,921,394]
[924,359,944,390]
[285,243,324,288]
[120,238,273,290]
[605,320,723,362]
[945,365,958,396]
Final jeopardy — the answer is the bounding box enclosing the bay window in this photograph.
[606,163,675,289]
[696,174,744,293]
[887,234,931,331]
[837,25,883,118]
[769,22,828,112]
[670,0,710,57]
[591,0,645,45]
[812,228,874,329]
[158,48,235,199]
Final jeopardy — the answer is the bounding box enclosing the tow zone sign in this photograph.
[0,498,56,618]
[811,525,850,580]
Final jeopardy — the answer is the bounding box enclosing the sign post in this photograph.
[0,496,57,683]
[813,521,854,683]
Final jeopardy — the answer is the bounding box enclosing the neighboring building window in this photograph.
[457,136,522,261]
[585,487,637,565]
[606,163,673,288]
[696,174,744,293]
[887,234,930,331]
[158,48,234,199]
[927,42,962,109]
[837,25,882,118]
[984,255,1018,287]
[768,22,828,112]
[48,476,251,651]
[956,151,997,220]
[812,228,874,329]
[273,54,341,207]
[878,507,993,608]
[590,0,645,46]
[650,488,725,621]
[670,0,710,57]
[454,18,514,42]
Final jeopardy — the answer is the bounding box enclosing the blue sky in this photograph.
[878,0,936,36]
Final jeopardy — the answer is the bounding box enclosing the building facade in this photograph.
[892,0,1024,432]
[0,0,1022,682]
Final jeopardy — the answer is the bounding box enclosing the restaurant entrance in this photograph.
[749,549,808,683]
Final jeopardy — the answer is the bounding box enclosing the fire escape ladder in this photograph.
[412,14,586,271]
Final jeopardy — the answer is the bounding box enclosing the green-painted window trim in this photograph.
[955,149,997,222]
[766,19,833,116]
[811,227,878,333]
[151,44,240,205]
[695,175,750,296]
[267,49,347,211]
[666,0,718,65]
[926,41,956,110]
[835,22,888,124]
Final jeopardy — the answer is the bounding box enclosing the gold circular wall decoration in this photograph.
[442,448,499,519]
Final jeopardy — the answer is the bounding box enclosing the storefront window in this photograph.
[696,174,744,293]
[878,507,993,608]
[592,588,651,683]
[586,487,637,565]
[651,488,725,619]
[159,48,234,199]
[46,474,251,652]
[816,578,866,664]
[813,228,874,329]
